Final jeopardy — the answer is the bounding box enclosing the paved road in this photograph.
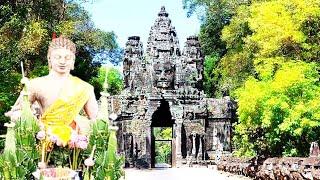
[124,167,252,180]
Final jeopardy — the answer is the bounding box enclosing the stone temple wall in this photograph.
[111,6,236,168]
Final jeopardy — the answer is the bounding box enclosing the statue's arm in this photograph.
[4,78,37,121]
[84,88,98,120]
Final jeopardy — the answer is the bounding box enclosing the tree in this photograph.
[183,0,251,97]
[90,67,123,97]
[184,0,320,157]
[106,68,124,95]
[231,0,320,157]
[203,54,220,97]
[235,61,320,157]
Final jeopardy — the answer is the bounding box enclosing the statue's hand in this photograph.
[20,77,30,85]
[89,118,97,125]
[5,109,21,122]
[37,121,45,130]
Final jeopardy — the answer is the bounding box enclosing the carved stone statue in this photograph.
[5,36,98,144]
[152,61,175,89]
[137,95,147,117]
[310,141,319,157]
[212,128,219,151]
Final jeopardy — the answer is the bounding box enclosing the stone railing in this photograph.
[216,156,320,180]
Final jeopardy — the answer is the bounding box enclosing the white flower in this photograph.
[36,131,46,140]
[77,135,87,141]
[49,135,58,143]
[109,113,118,121]
[56,139,63,147]
[38,161,46,169]
[68,131,78,148]
[76,135,88,149]
[76,140,88,149]
[84,158,95,167]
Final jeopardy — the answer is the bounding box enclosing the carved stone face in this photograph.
[125,67,136,89]
[153,61,174,89]
[48,48,75,75]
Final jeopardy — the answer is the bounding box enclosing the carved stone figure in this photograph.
[212,128,219,151]
[310,141,319,157]
[152,61,175,89]
[5,36,98,142]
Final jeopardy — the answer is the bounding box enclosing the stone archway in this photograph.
[150,99,175,168]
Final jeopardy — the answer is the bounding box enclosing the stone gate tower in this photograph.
[112,6,235,168]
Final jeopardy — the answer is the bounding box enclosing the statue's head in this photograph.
[47,36,76,74]
[153,61,175,89]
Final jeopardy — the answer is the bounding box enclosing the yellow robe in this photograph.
[40,76,92,146]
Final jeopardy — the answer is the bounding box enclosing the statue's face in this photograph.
[49,48,75,74]
[153,61,174,89]
[159,19,168,27]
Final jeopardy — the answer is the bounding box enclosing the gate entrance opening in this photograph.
[153,127,172,168]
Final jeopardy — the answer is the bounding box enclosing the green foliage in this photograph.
[203,54,220,97]
[90,67,107,97]
[185,0,320,157]
[88,120,124,180]
[107,68,124,96]
[300,16,320,62]
[155,141,171,164]
[198,13,226,56]
[0,84,40,179]
[154,128,172,165]
[218,49,255,97]
[0,72,21,126]
[29,65,49,78]
[154,127,172,140]
[13,119,40,179]
[183,0,251,96]
[247,0,320,58]
[18,20,48,55]
[0,138,4,150]
[234,61,320,157]
[184,0,233,56]
[229,0,320,157]
[90,67,123,97]
[215,3,254,97]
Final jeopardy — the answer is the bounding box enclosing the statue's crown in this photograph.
[48,35,76,54]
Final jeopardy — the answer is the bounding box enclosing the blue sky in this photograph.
[83,0,201,49]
